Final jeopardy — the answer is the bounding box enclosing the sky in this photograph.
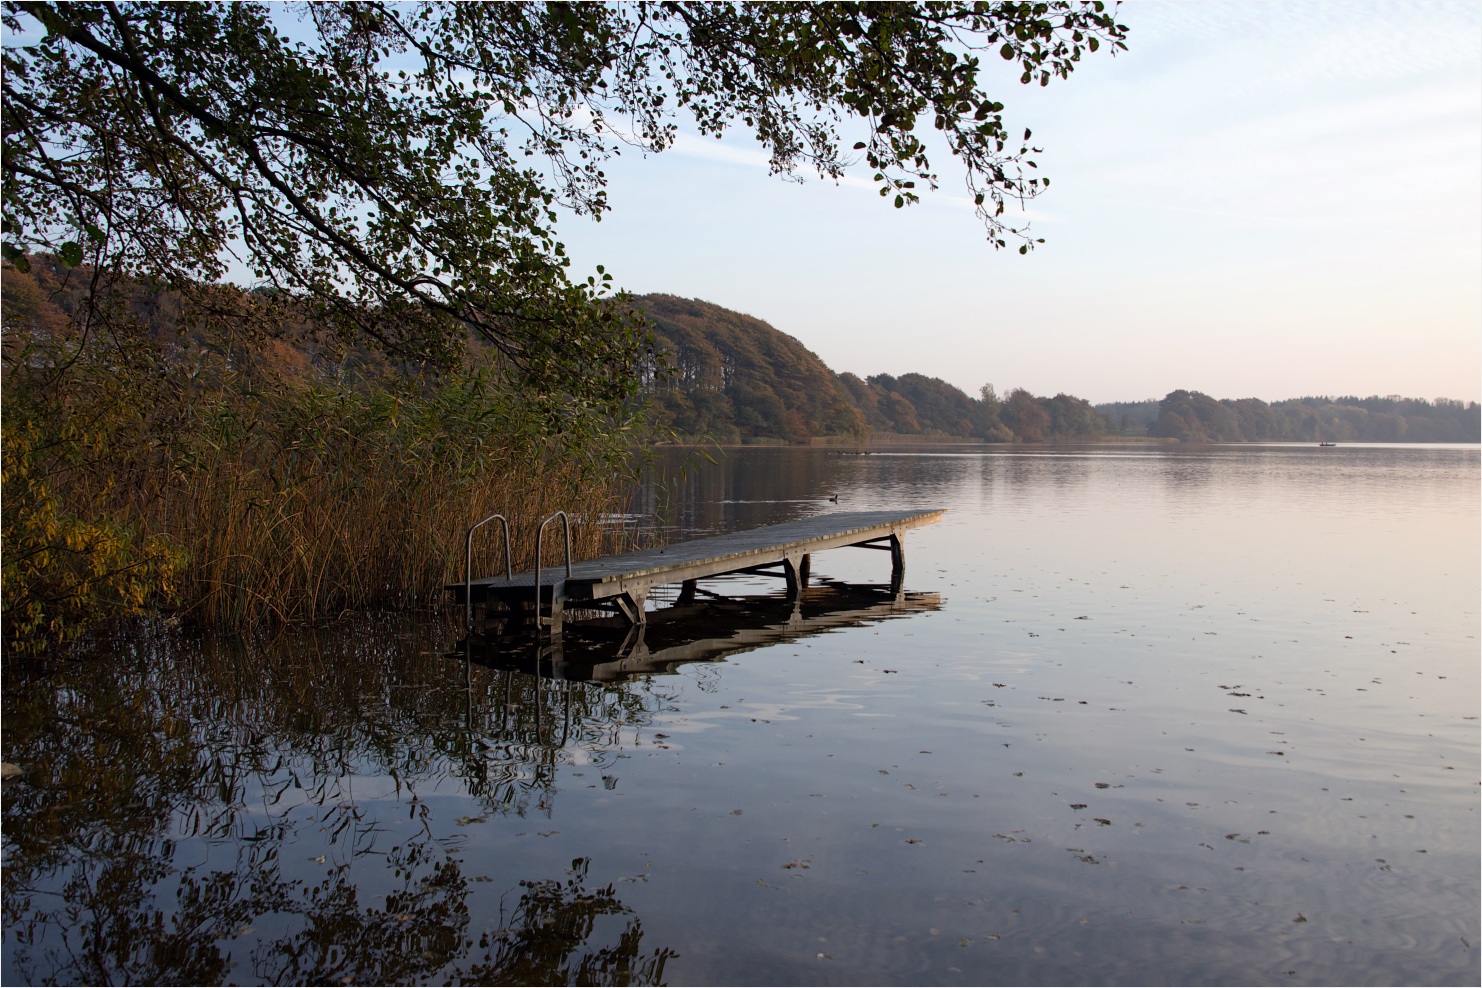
[551,1,1481,405]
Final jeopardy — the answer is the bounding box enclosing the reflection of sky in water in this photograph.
[3,444,1476,985]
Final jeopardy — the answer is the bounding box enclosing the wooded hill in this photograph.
[638,295,1109,443]
[639,296,1479,444]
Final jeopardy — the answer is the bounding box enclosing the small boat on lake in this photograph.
[1319,442,1337,447]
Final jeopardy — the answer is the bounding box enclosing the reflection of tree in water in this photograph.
[7,839,668,985]
[1,619,674,985]
[465,858,675,986]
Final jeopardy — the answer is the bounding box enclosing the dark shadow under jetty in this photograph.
[458,580,941,684]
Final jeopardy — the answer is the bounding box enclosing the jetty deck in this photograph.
[451,508,944,631]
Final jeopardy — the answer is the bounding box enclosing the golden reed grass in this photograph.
[3,331,639,648]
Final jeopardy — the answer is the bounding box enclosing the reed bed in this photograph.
[2,330,642,650]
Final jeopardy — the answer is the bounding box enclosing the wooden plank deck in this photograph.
[450,508,944,630]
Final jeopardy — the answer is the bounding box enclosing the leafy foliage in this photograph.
[3,1,1126,385]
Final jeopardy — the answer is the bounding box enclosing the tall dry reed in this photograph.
[3,324,642,648]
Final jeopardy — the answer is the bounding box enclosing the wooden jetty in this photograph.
[450,508,945,633]
[464,584,942,684]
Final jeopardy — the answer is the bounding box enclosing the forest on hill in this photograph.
[639,296,1480,445]
[637,295,1110,444]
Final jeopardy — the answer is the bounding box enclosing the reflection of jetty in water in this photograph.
[459,580,942,683]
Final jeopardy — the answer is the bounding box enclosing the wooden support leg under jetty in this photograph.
[849,531,905,587]
[783,553,810,598]
[677,579,697,605]
[614,589,648,626]
[890,534,904,596]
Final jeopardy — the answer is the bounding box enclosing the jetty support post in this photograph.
[889,533,904,595]
[614,588,649,626]
[783,552,810,599]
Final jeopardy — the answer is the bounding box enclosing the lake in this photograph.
[3,443,1477,986]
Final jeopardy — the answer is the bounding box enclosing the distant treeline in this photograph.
[639,296,1478,445]
[1099,392,1481,443]
[639,295,1108,443]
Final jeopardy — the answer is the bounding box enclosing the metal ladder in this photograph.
[464,510,571,635]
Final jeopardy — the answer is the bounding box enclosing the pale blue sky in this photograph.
[555,1,1481,404]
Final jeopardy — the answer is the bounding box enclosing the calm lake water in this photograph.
[3,443,1478,986]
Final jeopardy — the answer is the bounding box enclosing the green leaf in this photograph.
[59,241,84,268]
[2,243,29,272]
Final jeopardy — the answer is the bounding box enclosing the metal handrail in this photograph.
[534,509,572,627]
[464,512,512,627]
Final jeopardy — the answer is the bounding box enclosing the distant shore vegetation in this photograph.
[1100,392,1479,444]
[638,296,1479,446]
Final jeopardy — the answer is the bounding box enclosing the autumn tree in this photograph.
[3,1,1127,396]
[1002,387,1051,442]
